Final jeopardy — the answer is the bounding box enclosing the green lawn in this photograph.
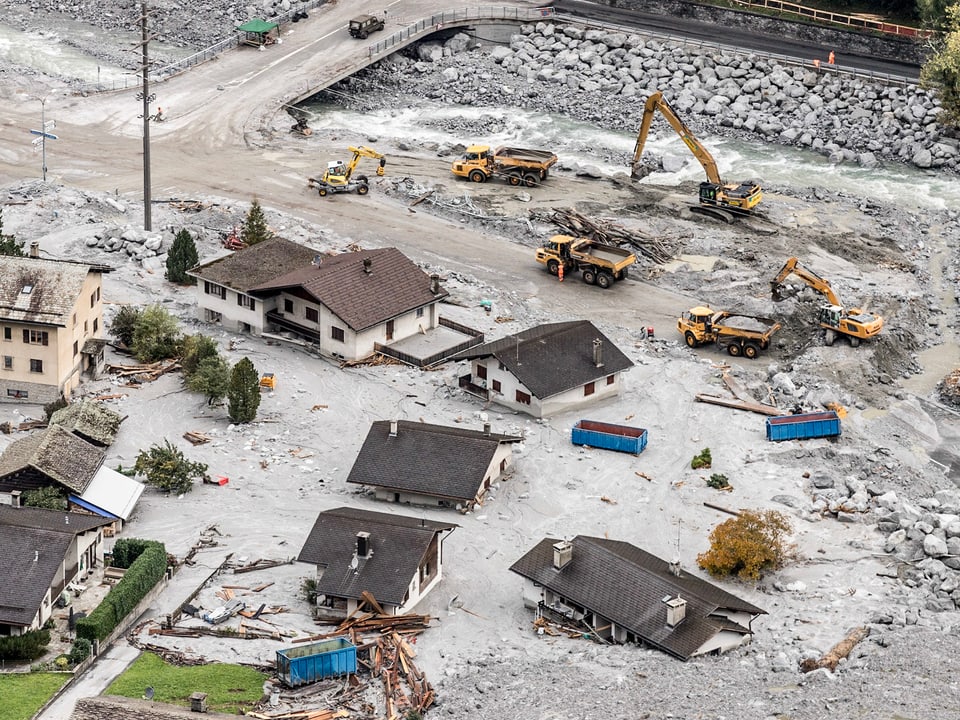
[0,672,71,720]
[105,652,267,714]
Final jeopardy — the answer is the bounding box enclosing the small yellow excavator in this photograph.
[308,146,386,197]
[771,257,884,346]
[632,91,762,217]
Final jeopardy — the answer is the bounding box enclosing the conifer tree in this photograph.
[240,198,272,246]
[165,229,199,283]
[227,356,261,423]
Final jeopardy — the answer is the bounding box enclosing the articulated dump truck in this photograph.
[535,235,637,289]
[678,306,781,359]
[451,145,558,187]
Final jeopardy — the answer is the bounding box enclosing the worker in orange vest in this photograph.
[828,51,835,65]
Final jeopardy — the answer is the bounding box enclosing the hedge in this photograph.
[0,628,51,661]
[111,538,158,569]
[76,540,166,642]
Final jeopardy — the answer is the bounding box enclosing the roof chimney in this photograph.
[29,241,40,258]
[592,338,603,368]
[389,420,398,437]
[363,257,373,274]
[552,540,573,570]
[356,531,371,559]
[665,595,687,628]
[430,274,440,295]
[10,490,21,508]
[483,422,491,436]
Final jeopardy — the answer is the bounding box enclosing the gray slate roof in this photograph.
[50,399,123,446]
[71,696,241,720]
[454,321,633,399]
[188,237,319,291]
[0,506,112,628]
[346,420,522,503]
[297,506,457,606]
[509,535,766,661]
[0,425,105,493]
[0,256,99,326]
[251,247,448,331]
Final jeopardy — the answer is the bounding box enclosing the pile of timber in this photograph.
[373,631,434,718]
[184,430,213,445]
[232,558,291,574]
[246,709,348,720]
[337,612,431,636]
[530,207,677,264]
[106,360,180,382]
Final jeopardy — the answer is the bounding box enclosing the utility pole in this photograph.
[40,98,47,182]
[135,0,156,231]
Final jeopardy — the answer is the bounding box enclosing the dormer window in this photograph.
[21,284,33,294]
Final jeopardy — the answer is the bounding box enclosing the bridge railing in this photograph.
[730,0,933,39]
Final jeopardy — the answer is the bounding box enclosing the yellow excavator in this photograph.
[308,146,386,197]
[632,91,762,216]
[771,257,884,346]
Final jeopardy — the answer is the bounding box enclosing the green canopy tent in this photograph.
[237,18,280,47]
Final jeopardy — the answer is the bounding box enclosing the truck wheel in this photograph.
[469,170,486,183]
[596,272,614,289]
[849,336,861,347]
[824,329,836,346]
[541,169,549,180]
[523,173,539,187]
[617,268,629,280]
[507,173,522,186]
[727,343,742,357]
[357,183,369,195]
[318,187,328,197]
[743,342,760,359]
[582,269,596,285]
[684,332,697,348]
[359,30,368,39]
[547,260,560,276]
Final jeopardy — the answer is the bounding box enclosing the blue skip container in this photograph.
[766,411,841,442]
[572,419,648,455]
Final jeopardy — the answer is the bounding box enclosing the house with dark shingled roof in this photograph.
[0,505,113,635]
[509,535,766,660]
[455,320,634,418]
[346,420,523,509]
[297,506,457,618]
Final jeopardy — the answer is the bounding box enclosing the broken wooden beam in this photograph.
[695,393,782,416]
[800,626,870,672]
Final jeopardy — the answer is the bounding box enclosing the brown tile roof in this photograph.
[297,507,457,606]
[454,320,634,399]
[509,536,765,661]
[188,237,319,291]
[0,256,99,326]
[50,399,123,446]
[346,420,522,503]
[251,247,449,331]
[71,696,242,720]
[0,425,105,493]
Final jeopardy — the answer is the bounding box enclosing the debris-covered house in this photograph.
[0,504,112,635]
[188,237,319,334]
[346,420,523,509]
[509,536,766,660]
[70,696,241,720]
[49,398,124,446]
[456,320,634,418]
[0,252,108,404]
[297,506,457,617]
[0,425,144,530]
[250,247,450,362]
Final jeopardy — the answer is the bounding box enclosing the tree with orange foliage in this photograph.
[697,509,793,581]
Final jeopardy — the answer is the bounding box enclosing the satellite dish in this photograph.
[144,686,155,700]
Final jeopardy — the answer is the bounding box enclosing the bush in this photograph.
[131,305,183,363]
[180,334,219,378]
[112,538,155,569]
[301,578,318,604]
[68,638,92,665]
[0,629,51,661]
[43,396,68,420]
[187,355,230,406]
[134,440,209,494]
[227,357,260,423]
[697,509,793,581]
[165,229,199,284]
[707,473,730,490]
[22,486,66,510]
[110,306,142,348]
[691,447,712,469]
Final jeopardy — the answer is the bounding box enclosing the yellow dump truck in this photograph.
[451,145,558,186]
[535,235,636,289]
[678,306,781,359]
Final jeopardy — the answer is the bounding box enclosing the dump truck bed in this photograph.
[493,146,558,169]
[713,312,780,340]
[569,241,636,272]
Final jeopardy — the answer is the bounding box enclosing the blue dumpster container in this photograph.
[766,411,841,442]
[571,419,648,455]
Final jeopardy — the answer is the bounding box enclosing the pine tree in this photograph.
[165,229,199,284]
[240,198,273,246]
[227,356,261,423]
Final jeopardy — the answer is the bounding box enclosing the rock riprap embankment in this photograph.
[363,23,957,172]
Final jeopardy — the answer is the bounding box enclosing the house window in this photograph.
[416,307,424,318]
[584,382,595,396]
[72,313,77,327]
[96,288,101,301]
[305,307,319,323]
[93,318,98,333]
[237,295,256,311]
[516,390,531,405]
[331,326,345,342]
[204,281,226,299]
[386,319,394,341]
[84,320,88,334]
[607,374,615,385]
[498,361,506,371]
[30,359,43,374]
[2,356,12,370]
[6,389,27,399]
[492,379,501,393]
[23,330,49,346]
[73,340,79,357]
[2,327,10,341]
[476,364,487,380]
[90,291,96,308]
[284,299,293,313]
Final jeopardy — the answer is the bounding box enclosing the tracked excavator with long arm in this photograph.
[632,91,762,219]
[771,257,884,346]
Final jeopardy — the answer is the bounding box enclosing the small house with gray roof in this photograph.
[297,506,457,618]
[0,504,112,635]
[0,253,108,404]
[188,236,318,335]
[510,536,766,660]
[49,398,124,446]
[346,420,523,509]
[456,320,634,418]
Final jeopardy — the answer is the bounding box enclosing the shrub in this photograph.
[227,357,260,423]
[134,440,209,494]
[165,229,199,284]
[187,355,231,405]
[180,334,219,378]
[0,629,51,661]
[110,306,142,348]
[707,473,730,490]
[131,305,183,363]
[43,396,68,420]
[68,638,92,665]
[301,578,318,604]
[691,447,712,469]
[22,486,66,510]
[697,509,793,581]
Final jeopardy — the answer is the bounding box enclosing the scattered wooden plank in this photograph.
[184,430,212,445]
[703,501,741,517]
[695,393,782,416]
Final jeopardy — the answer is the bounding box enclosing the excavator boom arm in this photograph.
[771,257,841,306]
[632,91,721,184]
[345,146,387,179]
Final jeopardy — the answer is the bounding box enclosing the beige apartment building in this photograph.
[0,254,107,404]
